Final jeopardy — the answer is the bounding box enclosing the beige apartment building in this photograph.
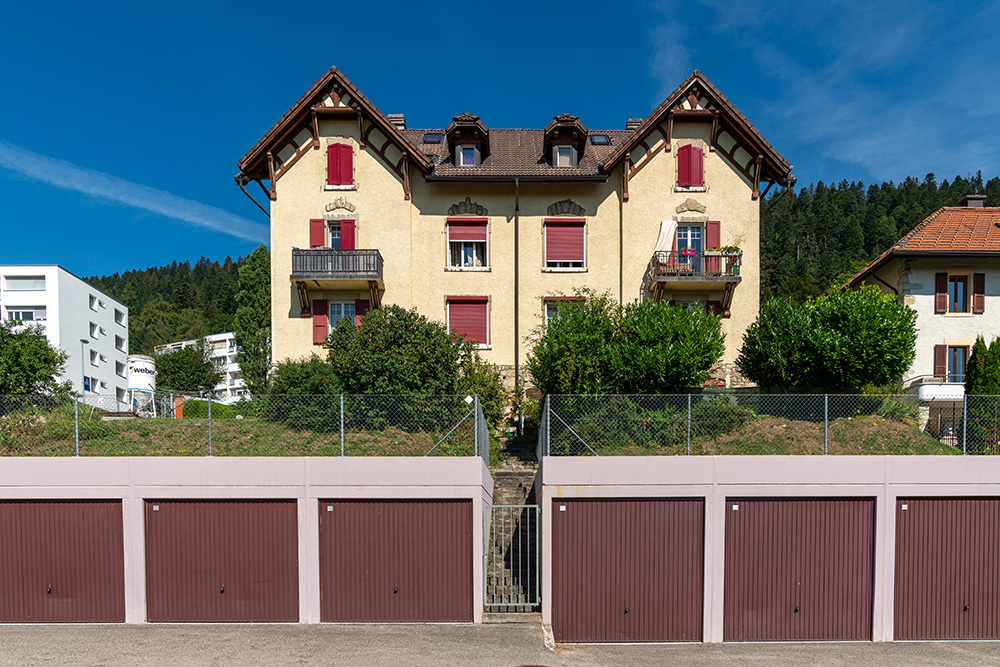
[236,68,794,386]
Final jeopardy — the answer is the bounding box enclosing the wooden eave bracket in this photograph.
[311,108,320,149]
[623,156,631,202]
[266,152,277,200]
[710,112,719,152]
[402,155,411,200]
[358,116,365,149]
[752,155,762,200]
[665,111,674,152]
[722,282,737,318]
[368,281,382,309]
[295,281,311,315]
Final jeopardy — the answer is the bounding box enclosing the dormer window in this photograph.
[459,145,478,167]
[555,145,575,168]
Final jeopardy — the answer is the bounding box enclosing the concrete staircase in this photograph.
[485,469,539,615]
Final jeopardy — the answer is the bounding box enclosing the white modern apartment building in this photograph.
[154,332,247,402]
[1,265,129,400]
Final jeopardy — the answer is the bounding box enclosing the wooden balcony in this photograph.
[290,248,384,315]
[650,249,742,313]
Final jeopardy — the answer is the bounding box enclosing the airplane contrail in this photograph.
[0,139,268,244]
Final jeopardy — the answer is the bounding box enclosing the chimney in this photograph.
[386,114,406,130]
[961,194,986,208]
[626,118,643,131]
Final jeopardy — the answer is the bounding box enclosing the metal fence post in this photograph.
[474,396,481,458]
[208,393,213,456]
[686,394,692,455]
[824,394,829,455]
[545,395,551,457]
[962,394,968,455]
[74,396,80,457]
[340,394,345,456]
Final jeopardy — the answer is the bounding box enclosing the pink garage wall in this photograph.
[538,455,1000,643]
[0,457,493,623]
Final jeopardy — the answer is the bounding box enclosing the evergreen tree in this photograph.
[233,245,271,396]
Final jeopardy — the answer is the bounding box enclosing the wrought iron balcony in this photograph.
[651,249,742,281]
[290,248,384,285]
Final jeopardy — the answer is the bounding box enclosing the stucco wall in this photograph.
[539,455,1000,642]
[0,457,493,623]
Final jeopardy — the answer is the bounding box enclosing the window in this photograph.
[115,335,125,351]
[555,145,574,167]
[89,294,98,311]
[326,143,354,187]
[459,145,477,167]
[447,220,488,269]
[447,297,489,346]
[676,226,703,253]
[100,380,108,389]
[98,299,106,309]
[90,322,98,338]
[310,299,369,344]
[328,302,356,330]
[544,297,585,328]
[90,376,99,393]
[115,309,125,325]
[589,134,610,145]
[544,219,586,269]
[4,275,45,291]
[116,387,126,402]
[309,219,355,250]
[6,306,45,321]
[936,272,984,314]
[100,354,107,363]
[422,133,444,144]
[116,361,126,377]
[948,346,967,382]
[677,144,705,189]
[99,327,106,336]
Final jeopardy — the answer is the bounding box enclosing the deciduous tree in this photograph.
[233,245,271,395]
[0,321,68,396]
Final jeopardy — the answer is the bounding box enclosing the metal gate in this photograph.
[485,505,539,610]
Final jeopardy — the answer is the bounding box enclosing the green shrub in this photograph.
[690,398,755,438]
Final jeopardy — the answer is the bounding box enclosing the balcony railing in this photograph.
[651,250,742,280]
[291,248,384,283]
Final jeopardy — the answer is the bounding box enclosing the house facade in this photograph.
[154,332,247,402]
[236,68,794,386]
[849,196,1000,434]
[0,265,129,400]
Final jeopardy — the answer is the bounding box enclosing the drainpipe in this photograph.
[871,268,899,297]
[514,177,521,434]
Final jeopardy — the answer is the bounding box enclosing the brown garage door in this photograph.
[145,500,298,622]
[895,498,1000,639]
[551,498,704,642]
[0,500,124,622]
[319,500,472,622]
[724,498,875,641]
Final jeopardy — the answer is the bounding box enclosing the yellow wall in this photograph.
[270,118,760,374]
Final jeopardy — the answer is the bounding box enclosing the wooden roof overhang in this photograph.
[423,174,609,183]
[600,71,795,200]
[236,67,432,199]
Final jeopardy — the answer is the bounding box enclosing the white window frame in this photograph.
[543,220,587,272]
[555,145,574,168]
[89,294,98,311]
[90,349,99,367]
[4,275,45,291]
[90,322,98,339]
[6,306,46,322]
[115,309,126,326]
[544,297,585,329]
[328,302,357,333]
[446,297,490,350]
[446,223,489,271]
[459,145,477,167]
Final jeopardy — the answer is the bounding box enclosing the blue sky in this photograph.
[1,0,998,278]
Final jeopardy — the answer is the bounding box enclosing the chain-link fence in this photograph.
[0,393,489,463]
[538,393,1000,456]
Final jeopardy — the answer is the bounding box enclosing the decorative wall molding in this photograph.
[546,199,587,216]
[448,197,488,216]
[326,196,356,212]
[675,198,707,214]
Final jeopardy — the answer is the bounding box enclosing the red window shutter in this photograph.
[326,145,340,186]
[933,345,947,380]
[338,144,353,186]
[312,300,328,345]
[447,219,488,242]
[678,144,691,187]
[309,219,326,248]
[705,220,722,273]
[354,299,369,327]
[690,146,704,187]
[935,273,948,313]
[340,220,356,250]
[974,273,985,313]
[448,297,488,345]
[545,220,585,263]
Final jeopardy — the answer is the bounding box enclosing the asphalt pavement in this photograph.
[1,623,999,666]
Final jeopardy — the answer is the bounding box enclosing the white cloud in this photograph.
[0,139,269,244]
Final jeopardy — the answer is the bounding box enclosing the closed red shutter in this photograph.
[974,273,985,313]
[326,145,340,186]
[545,220,585,263]
[705,220,722,273]
[678,144,692,187]
[935,273,948,313]
[690,145,704,187]
[933,345,947,379]
[310,219,326,248]
[341,220,355,250]
[447,219,488,242]
[354,299,369,326]
[313,300,328,345]
[448,297,488,345]
[327,144,352,186]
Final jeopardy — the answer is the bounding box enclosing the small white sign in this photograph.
[152,505,159,511]
[327,506,333,512]
[559,505,566,512]
[732,504,739,511]
[902,504,908,510]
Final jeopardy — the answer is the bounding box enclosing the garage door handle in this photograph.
[794,606,800,613]
[47,587,52,595]
[220,586,225,593]
[964,605,970,612]
[624,607,629,614]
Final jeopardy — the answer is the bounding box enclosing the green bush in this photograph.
[690,398,755,438]
[550,396,685,454]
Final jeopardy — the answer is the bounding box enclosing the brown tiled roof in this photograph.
[847,207,1000,286]
[401,128,633,179]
